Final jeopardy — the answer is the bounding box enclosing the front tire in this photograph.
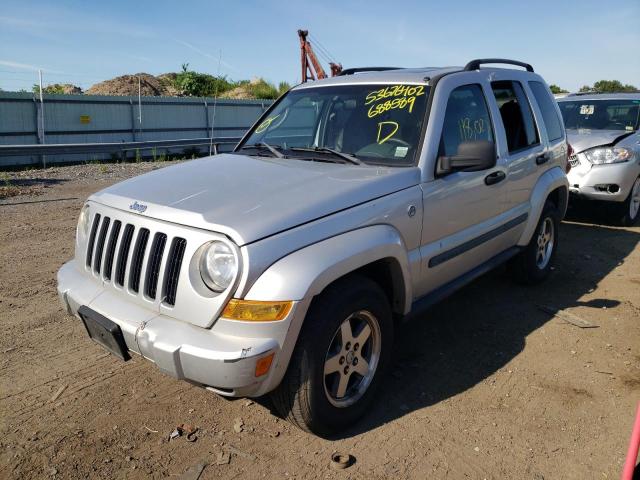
[271,275,393,436]
[509,199,560,284]
[616,176,640,226]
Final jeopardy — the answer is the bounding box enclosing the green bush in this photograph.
[173,63,236,97]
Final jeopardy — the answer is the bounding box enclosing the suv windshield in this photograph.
[558,99,640,131]
[238,83,429,166]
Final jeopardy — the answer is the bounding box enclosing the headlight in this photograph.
[583,147,633,165]
[76,204,90,240]
[199,241,237,292]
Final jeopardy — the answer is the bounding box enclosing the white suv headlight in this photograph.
[583,147,633,165]
[199,241,237,292]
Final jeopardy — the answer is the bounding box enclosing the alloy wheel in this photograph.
[323,310,381,408]
[536,217,555,269]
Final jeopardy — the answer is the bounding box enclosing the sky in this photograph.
[1,0,638,93]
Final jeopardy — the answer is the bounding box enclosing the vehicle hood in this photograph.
[566,129,632,154]
[90,154,420,246]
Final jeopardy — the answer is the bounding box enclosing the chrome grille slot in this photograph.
[93,217,110,274]
[145,233,167,299]
[568,154,579,167]
[103,220,121,280]
[129,228,150,293]
[85,213,101,267]
[116,224,135,287]
[163,237,187,306]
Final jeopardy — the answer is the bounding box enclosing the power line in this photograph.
[308,34,338,64]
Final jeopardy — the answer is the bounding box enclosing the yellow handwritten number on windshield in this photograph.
[255,114,281,134]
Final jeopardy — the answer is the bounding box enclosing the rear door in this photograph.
[489,79,546,214]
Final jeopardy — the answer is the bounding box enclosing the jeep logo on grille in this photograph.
[129,201,147,213]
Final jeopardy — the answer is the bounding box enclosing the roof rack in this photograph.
[568,90,640,96]
[464,58,534,72]
[338,67,402,76]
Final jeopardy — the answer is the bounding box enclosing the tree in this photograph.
[549,84,568,94]
[173,63,235,97]
[31,83,82,94]
[579,80,638,93]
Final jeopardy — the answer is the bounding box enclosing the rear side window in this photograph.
[529,81,563,141]
[491,81,539,152]
[439,84,494,157]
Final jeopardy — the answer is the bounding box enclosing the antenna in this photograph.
[208,50,222,156]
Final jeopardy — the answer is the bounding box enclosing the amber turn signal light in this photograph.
[255,352,275,377]
[222,299,292,321]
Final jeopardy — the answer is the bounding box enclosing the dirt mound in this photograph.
[86,73,167,96]
[156,73,182,96]
[219,85,254,99]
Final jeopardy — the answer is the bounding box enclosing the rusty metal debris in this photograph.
[169,424,199,442]
[330,452,353,470]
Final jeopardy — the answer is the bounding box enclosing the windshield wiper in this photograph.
[290,146,363,165]
[240,142,284,158]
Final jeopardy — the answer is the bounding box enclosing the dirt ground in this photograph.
[1,162,638,479]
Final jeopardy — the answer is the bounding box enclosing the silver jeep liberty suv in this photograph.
[57,59,569,436]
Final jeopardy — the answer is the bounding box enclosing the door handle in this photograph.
[484,171,506,186]
[536,153,549,165]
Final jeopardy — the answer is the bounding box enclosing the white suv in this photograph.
[558,93,640,225]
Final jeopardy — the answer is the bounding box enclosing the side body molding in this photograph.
[517,166,569,246]
[245,225,413,314]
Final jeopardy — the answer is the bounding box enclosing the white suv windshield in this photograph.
[239,84,429,166]
[559,99,640,131]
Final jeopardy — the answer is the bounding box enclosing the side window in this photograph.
[529,81,563,141]
[491,81,539,152]
[439,84,494,158]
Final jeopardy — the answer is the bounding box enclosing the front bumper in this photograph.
[57,261,300,397]
[567,154,639,202]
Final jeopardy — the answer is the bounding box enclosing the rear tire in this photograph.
[615,176,640,226]
[509,199,560,284]
[270,275,393,437]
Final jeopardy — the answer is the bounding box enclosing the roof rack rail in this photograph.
[464,58,534,72]
[567,91,602,96]
[338,67,402,76]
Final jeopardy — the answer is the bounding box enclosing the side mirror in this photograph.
[437,140,496,174]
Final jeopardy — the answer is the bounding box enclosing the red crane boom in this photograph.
[298,29,342,82]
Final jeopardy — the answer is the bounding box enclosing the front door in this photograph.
[417,81,511,297]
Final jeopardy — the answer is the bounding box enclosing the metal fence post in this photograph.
[130,99,136,143]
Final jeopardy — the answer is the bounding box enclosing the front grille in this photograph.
[85,215,186,306]
[145,233,167,300]
[568,154,580,167]
[164,238,187,306]
[93,217,110,274]
[85,214,101,267]
[103,220,121,280]
[129,228,150,293]
[115,224,134,287]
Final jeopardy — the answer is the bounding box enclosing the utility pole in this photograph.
[38,69,46,168]
[138,76,142,128]
[208,50,222,156]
